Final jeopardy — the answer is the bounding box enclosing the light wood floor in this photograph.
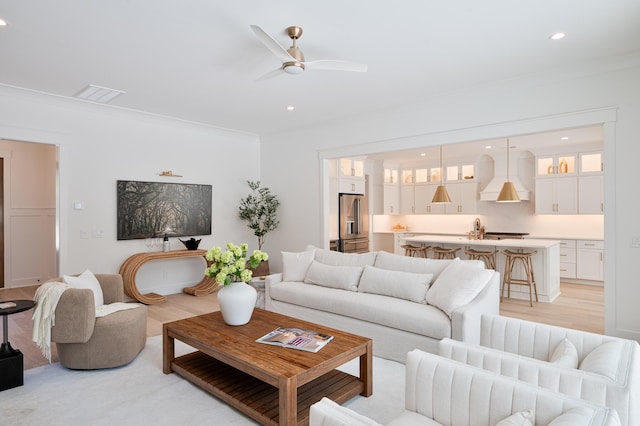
[1,282,603,371]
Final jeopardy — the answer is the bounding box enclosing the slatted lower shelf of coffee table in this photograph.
[171,351,364,425]
[163,309,372,426]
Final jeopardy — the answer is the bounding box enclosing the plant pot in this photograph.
[249,260,270,279]
[217,281,257,326]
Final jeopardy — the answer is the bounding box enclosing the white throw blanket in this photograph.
[32,282,143,362]
[32,281,71,362]
[95,302,141,317]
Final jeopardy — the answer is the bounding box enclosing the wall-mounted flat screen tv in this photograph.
[117,180,212,240]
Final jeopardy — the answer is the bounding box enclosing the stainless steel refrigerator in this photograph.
[338,193,369,253]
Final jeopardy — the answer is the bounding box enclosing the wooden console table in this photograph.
[119,249,218,304]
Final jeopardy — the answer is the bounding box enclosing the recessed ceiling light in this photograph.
[561,136,569,140]
[286,106,295,111]
[0,18,8,26]
[420,153,426,157]
[550,32,566,40]
[485,145,492,149]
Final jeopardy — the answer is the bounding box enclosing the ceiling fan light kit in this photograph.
[251,24,368,80]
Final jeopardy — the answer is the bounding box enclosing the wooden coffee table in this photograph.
[163,308,372,426]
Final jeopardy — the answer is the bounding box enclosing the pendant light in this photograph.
[432,145,451,204]
[496,138,520,202]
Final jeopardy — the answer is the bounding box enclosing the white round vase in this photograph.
[217,281,257,326]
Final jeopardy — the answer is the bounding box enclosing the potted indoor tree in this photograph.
[238,180,280,277]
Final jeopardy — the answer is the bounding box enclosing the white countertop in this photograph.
[404,234,561,249]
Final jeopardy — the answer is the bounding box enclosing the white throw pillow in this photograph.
[281,250,315,282]
[306,245,377,267]
[63,269,104,307]
[549,338,579,369]
[496,410,534,426]
[425,258,493,317]
[304,261,363,291]
[358,265,433,304]
[578,340,625,380]
[548,407,597,425]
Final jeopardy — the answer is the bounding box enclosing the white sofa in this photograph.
[435,314,640,426]
[310,349,621,426]
[265,247,500,363]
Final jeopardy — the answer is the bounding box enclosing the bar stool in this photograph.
[464,247,497,269]
[501,249,538,307]
[401,244,430,258]
[431,247,460,259]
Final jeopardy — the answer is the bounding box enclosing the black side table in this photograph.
[0,299,36,391]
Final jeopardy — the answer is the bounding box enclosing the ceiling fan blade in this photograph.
[255,67,284,81]
[304,60,368,73]
[250,25,294,63]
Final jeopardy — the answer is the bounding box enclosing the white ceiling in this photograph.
[0,1,639,138]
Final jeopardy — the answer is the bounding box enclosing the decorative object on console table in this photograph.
[179,237,201,250]
[204,242,268,325]
[238,180,280,276]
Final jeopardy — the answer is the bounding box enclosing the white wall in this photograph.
[260,54,640,341]
[0,85,261,294]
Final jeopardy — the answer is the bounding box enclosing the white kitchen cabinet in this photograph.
[338,177,365,194]
[579,175,604,214]
[400,185,415,214]
[383,183,399,214]
[558,239,577,279]
[535,177,578,214]
[445,182,478,214]
[384,168,398,184]
[445,163,475,182]
[580,152,603,174]
[536,154,577,176]
[576,240,604,281]
[339,158,365,178]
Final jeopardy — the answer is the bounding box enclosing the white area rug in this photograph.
[0,336,405,425]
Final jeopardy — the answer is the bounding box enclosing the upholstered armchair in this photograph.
[47,274,147,369]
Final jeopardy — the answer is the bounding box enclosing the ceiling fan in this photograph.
[250,25,368,80]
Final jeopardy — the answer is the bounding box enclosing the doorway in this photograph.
[0,140,58,288]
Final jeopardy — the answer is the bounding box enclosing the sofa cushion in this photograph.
[310,397,382,426]
[270,281,452,339]
[63,269,104,307]
[282,250,315,282]
[548,407,603,426]
[579,340,625,380]
[358,265,433,304]
[303,261,363,291]
[496,410,534,426]
[549,338,579,369]
[307,245,377,267]
[425,258,493,318]
[374,250,484,279]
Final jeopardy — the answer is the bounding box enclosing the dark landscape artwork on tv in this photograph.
[117,180,212,240]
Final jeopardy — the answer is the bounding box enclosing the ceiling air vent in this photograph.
[74,84,125,103]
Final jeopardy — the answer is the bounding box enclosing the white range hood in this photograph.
[480,152,530,201]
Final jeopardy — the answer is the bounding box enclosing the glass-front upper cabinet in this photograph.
[430,167,442,183]
[340,158,365,177]
[580,152,603,174]
[414,168,429,183]
[445,164,475,181]
[384,168,398,184]
[536,154,576,176]
[401,168,414,184]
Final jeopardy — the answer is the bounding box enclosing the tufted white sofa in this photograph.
[310,349,620,426]
[265,247,499,363]
[435,314,640,426]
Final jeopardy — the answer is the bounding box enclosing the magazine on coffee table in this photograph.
[256,327,334,353]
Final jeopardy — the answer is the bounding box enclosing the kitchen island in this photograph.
[403,235,561,303]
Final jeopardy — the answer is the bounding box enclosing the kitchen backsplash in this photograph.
[372,213,604,239]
